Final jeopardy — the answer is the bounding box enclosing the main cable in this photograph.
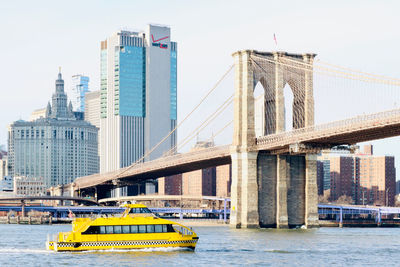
[257,55,400,86]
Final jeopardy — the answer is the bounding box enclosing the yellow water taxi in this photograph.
[46,204,198,252]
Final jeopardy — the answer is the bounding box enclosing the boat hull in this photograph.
[47,239,197,252]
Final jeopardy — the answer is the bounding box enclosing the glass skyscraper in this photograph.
[100,24,177,174]
[70,74,90,112]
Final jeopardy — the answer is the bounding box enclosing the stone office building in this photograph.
[8,72,99,187]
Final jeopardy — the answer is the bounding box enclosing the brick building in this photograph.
[158,174,182,195]
[317,145,396,206]
[216,164,231,197]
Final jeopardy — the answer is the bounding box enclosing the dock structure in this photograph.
[1,204,400,227]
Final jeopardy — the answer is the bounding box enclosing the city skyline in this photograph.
[1,1,400,177]
[1,2,400,264]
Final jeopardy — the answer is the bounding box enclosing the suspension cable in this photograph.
[173,96,234,152]
[115,65,234,179]
[205,120,233,143]
[162,94,233,156]
[316,59,400,82]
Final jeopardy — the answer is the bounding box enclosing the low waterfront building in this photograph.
[0,176,13,192]
[13,176,46,196]
[8,71,99,187]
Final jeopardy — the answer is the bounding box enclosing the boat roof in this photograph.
[89,216,175,226]
[120,203,148,208]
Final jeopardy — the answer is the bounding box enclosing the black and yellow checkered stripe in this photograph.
[56,239,198,248]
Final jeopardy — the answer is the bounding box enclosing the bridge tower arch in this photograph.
[230,50,319,228]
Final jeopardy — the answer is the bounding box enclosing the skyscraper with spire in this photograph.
[46,72,75,119]
[8,71,99,187]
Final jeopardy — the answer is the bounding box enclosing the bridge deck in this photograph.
[74,145,231,189]
[257,109,400,151]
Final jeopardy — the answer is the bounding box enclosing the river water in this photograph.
[1,224,400,266]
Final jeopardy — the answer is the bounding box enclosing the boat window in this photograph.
[141,208,152,213]
[82,226,100,235]
[93,224,176,234]
[129,208,141,213]
[128,207,152,213]
[106,226,114,234]
[146,225,155,233]
[114,225,122,234]
[154,225,163,233]
[138,225,146,233]
[130,225,138,233]
[129,208,138,214]
[167,224,175,233]
[122,225,130,234]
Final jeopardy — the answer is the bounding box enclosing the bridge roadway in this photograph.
[74,108,400,190]
[74,145,231,189]
[257,108,400,151]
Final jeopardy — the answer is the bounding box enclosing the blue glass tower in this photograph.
[100,25,177,174]
[70,75,90,112]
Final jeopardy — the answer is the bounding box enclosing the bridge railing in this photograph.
[257,108,400,146]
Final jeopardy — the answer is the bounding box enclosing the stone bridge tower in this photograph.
[230,50,319,228]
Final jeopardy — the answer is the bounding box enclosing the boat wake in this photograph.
[72,247,194,254]
[0,248,52,254]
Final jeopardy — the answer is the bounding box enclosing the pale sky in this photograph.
[1,0,400,177]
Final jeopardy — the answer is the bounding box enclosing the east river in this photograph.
[1,224,400,266]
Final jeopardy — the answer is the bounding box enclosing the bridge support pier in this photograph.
[232,153,319,228]
[305,154,319,228]
[276,155,289,228]
[230,151,260,228]
[240,152,259,228]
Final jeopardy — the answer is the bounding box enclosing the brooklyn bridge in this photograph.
[67,50,400,229]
